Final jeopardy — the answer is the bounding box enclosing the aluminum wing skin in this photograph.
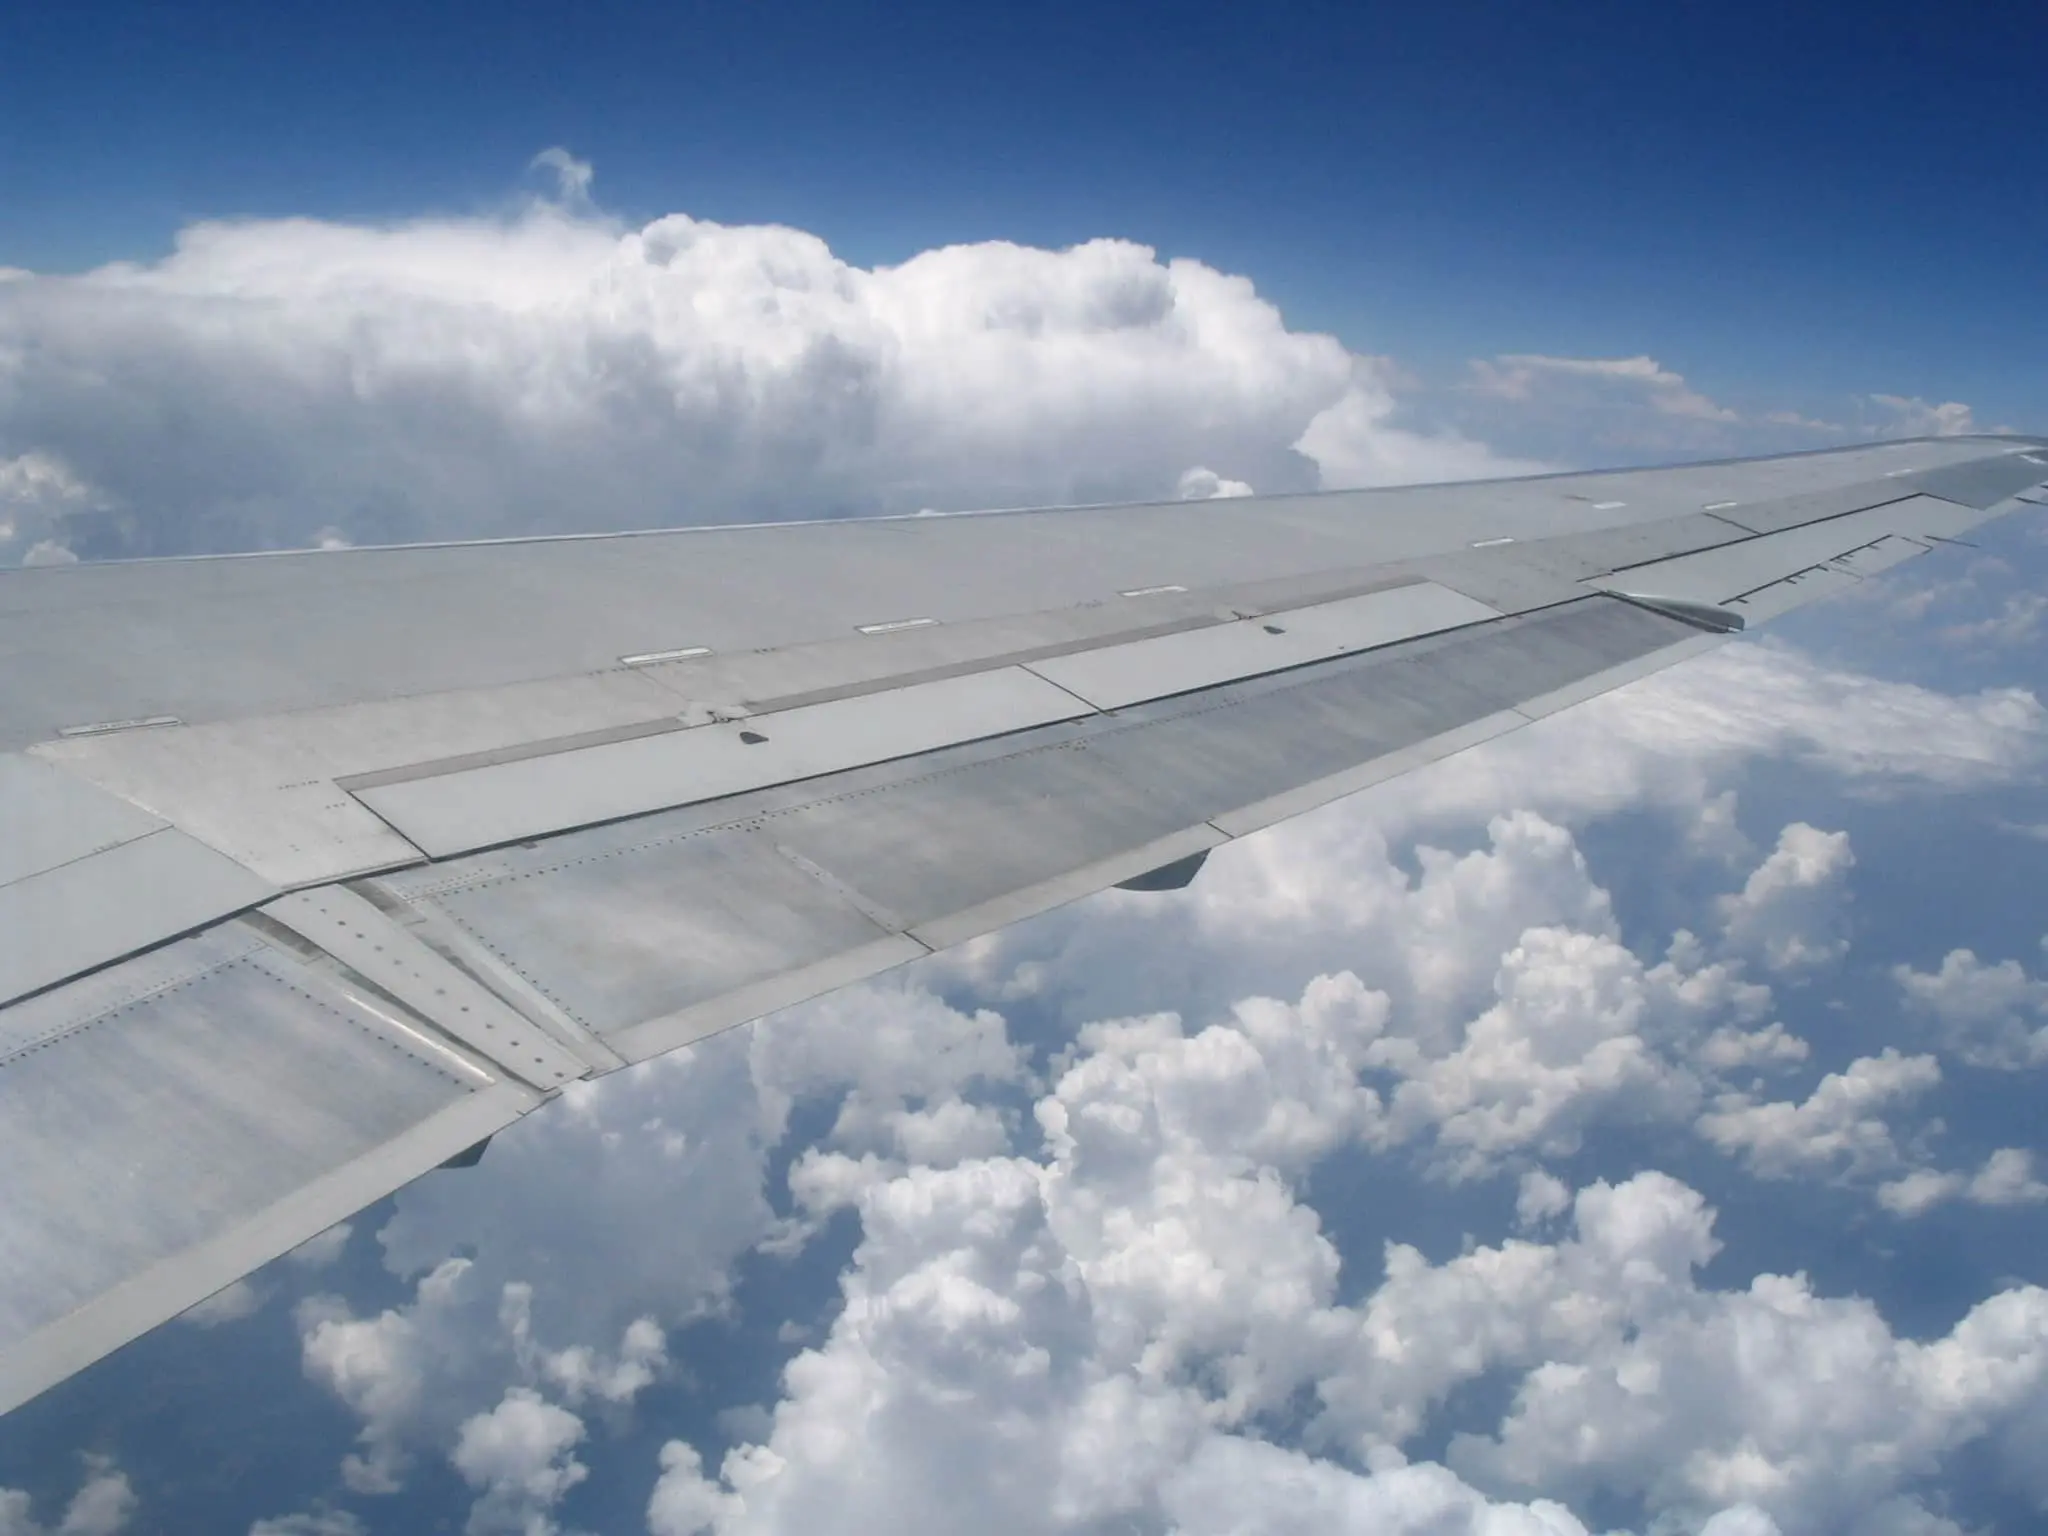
[3,436,2044,1414]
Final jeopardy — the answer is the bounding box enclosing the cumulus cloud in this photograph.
[1880,1148,2048,1217]
[1384,924,1710,1176]
[0,449,100,562]
[0,1456,135,1536]
[1321,1173,2048,1529]
[1895,943,2048,1069]
[651,1112,2048,1536]
[1715,823,1855,973]
[1865,394,1980,438]
[1291,373,1548,487]
[295,1037,760,1493]
[1173,465,1254,499]
[0,194,1529,560]
[294,979,1030,1501]
[1515,1169,1573,1231]
[1695,1048,1940,1181]
[1156,1439,1593,1536]
[451,1388,589,1536]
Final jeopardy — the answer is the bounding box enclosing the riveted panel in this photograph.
[368,820,904,1044]
[0,920,533,1412]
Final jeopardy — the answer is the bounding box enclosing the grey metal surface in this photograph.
[365,597,1695,1064]
[357,667,1092,858]
[1702,483,1921,536]
[0,437,2027,752]
[0,752,166,888]
[373,816,906,1043]
[6,439,2033,906]
[1025,582,1499,709]
[260,887,591,1090]
[0,920,537,1413]
[1589,496,1982,608]
[0,827,277,1008]
[26,669,695,888]
[1904,453,2048,509]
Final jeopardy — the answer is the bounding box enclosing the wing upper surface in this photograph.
[1,435,2043,1414]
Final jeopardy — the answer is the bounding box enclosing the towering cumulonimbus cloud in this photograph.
[0,196,1525,562]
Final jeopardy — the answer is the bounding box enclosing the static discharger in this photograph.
[1470,536,1515,549]
[856,616,938,634]
[1119,583,1188,597]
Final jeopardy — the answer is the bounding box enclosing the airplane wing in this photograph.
[3,435,2044,1414]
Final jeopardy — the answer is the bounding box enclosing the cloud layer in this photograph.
[0,193,1525,562]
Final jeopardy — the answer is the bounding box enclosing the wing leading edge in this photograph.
[1,435,2043,1414]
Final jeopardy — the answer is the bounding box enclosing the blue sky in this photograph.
[3,4,2048,1534]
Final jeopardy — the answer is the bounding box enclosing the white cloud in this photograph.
[0,450,100,557]
[1323,1173,2048,1530]
[1292,376,1549,488]
[1895,944,2048,1069]
[1694,1020,1809,1073]
[247,1511,367,1536]
[1715,823,1855,973]
[1942,591,2048,649]
[285,1221,353,1270]
[0,1457,134,1536]
[1966,1146,2048,1206]
[529,146,594,204]
[0,451,96,506]
[451,1388,589,1536]
[1174,465,1254,499]
[1516,1169,1572,1231]
[1880,1148,2048,1217]
[1865,394,1979,438]
[1695,1048,1940,1181]
[1384,925,1707,1175]
[1469,353,1738,424]
[296,1028,789,1493]
[650,1072,2047,1536]
[0,199,1528,559]
[1157,1437,1593,1536]
[297,1245,671,1495]
[297,980,1033,1493]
